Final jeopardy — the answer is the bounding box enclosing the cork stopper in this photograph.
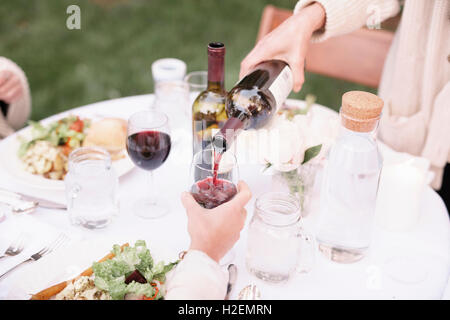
[340,91,384,132]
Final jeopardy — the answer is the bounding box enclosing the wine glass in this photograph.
[189,148,239,209]
[126,110,171,219]
[189,149,239,265]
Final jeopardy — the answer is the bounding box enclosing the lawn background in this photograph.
[0,0,375,121]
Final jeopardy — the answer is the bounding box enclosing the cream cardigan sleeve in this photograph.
[294,0,400,42]
[165,250,228,300]
[0,57,31,138]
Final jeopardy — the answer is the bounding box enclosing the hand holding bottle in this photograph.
[239,3,325,92]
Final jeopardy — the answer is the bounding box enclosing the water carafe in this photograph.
[317,91,383,263]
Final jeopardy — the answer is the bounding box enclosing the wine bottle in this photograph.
[212,60,293,154]
[192,42,227,154]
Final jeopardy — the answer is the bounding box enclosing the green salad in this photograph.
[92,240,178,300]
[18,115,90,158]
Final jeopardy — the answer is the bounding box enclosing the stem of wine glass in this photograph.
[147,170,157,205]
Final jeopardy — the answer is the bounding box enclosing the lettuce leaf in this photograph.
[92,240,178,300]
[126,281,155,298]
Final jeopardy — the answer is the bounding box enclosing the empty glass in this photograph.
[65,147,119,229]
[184,71,207,104]
[246,192,315,283]
[152,81,190,146]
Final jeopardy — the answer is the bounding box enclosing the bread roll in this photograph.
[83,118,127,160]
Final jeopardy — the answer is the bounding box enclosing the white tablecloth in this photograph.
[0,94,449,299]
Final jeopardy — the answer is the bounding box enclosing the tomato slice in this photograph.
[70,118,84,132]
[142,283,159,300]
[61,144,72,156]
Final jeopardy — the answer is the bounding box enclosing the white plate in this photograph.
[0,116,134,191]
[3,238,179,300]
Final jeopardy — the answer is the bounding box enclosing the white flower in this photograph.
[234,105,339,170]
[293,108,339,160]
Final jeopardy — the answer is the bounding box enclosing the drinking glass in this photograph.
[184,70,208,93]
[184,70,207,106]
[152,81,190,145]
[246,192,315,283]
[189,148,239,265]
[189,149,238,209]
[65,147,119,229]
[126,110,171,219]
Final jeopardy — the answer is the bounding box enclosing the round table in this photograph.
[0,94,448,299]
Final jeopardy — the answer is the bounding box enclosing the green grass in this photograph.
[0,0,374,121]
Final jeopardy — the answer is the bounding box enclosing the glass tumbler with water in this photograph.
[65,147,119,229]
[317,91,384,263]
[246,192,315,283]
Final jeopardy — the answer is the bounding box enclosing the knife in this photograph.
[0,188,66,210]
[225,264,237,300]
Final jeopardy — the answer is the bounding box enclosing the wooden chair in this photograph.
[257,5,398,88]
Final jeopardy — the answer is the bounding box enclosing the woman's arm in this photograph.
[165,250,228,300]
[166,182,252,300]
[0,57,31,136]
[295,0,400,42]
[240,0,400,92]
[240,3,326,92]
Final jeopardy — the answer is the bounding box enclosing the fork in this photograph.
[0,235,26,260]
[0,234,69,280]
[237,284,261,300]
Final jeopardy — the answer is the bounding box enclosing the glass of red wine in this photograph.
[126,110,171,219]
[190,148,239,265]
[189,148,238,209]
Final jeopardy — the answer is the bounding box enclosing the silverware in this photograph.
[225,264,237,300]
[0,234,69,280]
[0,188,66,210]
[0,235,26,260]
[0,199,37,215]
[238,284,261,300]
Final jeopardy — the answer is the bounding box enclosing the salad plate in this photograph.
[0,115,134,191]
[3,238,179,300]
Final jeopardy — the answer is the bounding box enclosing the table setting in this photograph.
[0,50,449,301]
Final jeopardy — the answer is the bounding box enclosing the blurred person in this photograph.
[240,0,450,193]
[0,57,31,139]
[166,181,251,300]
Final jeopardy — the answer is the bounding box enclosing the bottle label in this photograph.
[268,66,293,110]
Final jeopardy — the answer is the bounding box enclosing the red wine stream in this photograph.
[212,151,222,185]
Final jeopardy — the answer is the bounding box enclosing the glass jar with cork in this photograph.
[316,91,384,263]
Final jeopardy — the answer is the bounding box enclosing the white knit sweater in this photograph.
[0,57,31,139]
[295,0,450,189]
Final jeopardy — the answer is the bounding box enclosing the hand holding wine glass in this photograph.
[189,149,239,209]
[126,110,171,218]
[181,181,252,262]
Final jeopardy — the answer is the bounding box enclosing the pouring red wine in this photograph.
[211,59,293,155]
[189,149,238,209]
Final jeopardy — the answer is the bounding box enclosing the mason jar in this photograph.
[246,192,315,283]
[65,147,119,229]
